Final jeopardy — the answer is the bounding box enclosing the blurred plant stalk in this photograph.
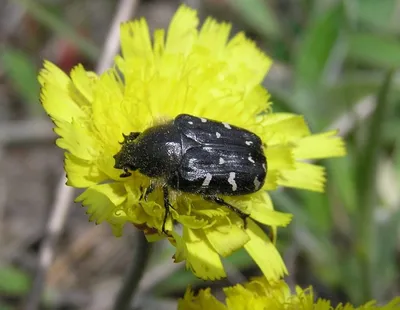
[355,70,394,302]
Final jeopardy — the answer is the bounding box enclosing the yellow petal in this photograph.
[314,299,333,310]
[39,61,86,121]
[245,277,291,299]
[123,182,164,229]
[179,215,209,229]
[65,153,107,188]
[262,112,305,125]
[153,29,165,59]
[224,284,257,310]
[263,170,280,190]
[379,297,400,310]
[171,230,187,263]
[249,192,292,227]
[108,209,129,237]
[92,71,125,136]
[183,228,226,280]
[178,288,226,310]
[190,202,230,219]
[38,60,70,89]
[265,145,295,170]
[290,286,318,310]
[166,5,199,55]
[293,130,346,160]
[120,18,153,59]
[55,119,97,160]
[204,222,250,257]
[261,114,310,144]
[279,162,326,192]
[70,64,97,107]
[225,32,272,86]
[244,220,288,281]
[178,278,400,309]
[75,183,126,224]
[242,85,271,126]
[197,18,231,57]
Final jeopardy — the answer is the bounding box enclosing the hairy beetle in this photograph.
[113,114,267,233]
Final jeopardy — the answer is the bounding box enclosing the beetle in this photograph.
[113,114,267,233]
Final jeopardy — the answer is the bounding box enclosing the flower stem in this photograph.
[355,70,393,303]
[112,232,153,310]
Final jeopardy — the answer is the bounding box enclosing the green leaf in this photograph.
[347,33,400,68]
[0,265,30,295]
[394,142,400,179]
[382,117,400,143]
[327,155,357,213]
[356,0,399,34]
[294,3,344,93]
[1,47,42,115]
[325,72,383,107]
[373,211,400,299]
[299,190,332,234]
[271,192,334,262]
[321,72,400,129]
[272,190,342,285]
[354,70,394,302]
[229,0,282,39]
[341,254,364,303]
[292,3,344,124]
[0,303,13,310]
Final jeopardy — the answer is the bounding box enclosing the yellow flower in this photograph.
[178,277,400,310]
[38,5,345,281]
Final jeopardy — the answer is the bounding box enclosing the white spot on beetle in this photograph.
[202,173,212,187]
[262,163,266,171]
[188,121,194,125]
[219,157,225,164]
[254,177,261,190]
[223,122,231,129]
[228,172,237,191]
[201,118,207,123]
[216,132,221,138]
[248,155,255,164]
[245,141,253,146]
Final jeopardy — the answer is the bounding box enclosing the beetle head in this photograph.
[113,132,140,178]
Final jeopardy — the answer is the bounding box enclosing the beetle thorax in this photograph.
[131,123,183,178]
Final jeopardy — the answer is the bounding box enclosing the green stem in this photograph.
[112,232,153,310]
[356,70,393,302]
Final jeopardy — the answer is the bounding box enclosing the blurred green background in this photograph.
[0,0,399,309]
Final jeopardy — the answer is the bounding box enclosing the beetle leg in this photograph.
[162,185,173,234]
[140,183,155,201]
[204,196,249,229]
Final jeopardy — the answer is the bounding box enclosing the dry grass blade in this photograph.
[23,1,140,309]
[97,0,140,73]
[0,120,54,144]
[325,95,376,135]
[355,70,394,302]
[24,177,73,310]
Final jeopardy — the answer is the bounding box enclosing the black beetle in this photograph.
[113,114,267,233]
